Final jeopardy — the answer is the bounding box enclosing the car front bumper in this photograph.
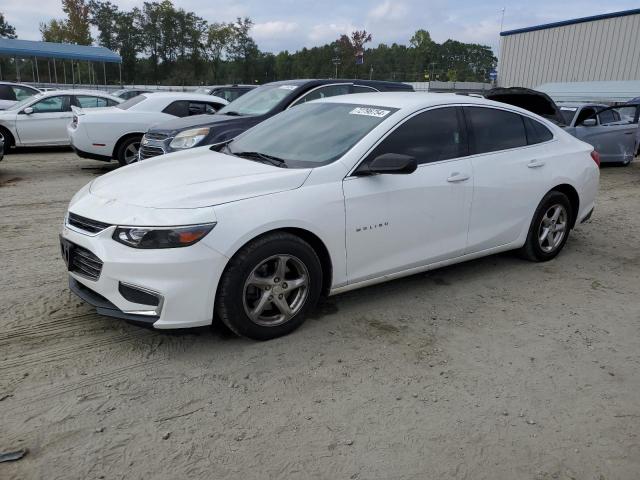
[61,222,228,329]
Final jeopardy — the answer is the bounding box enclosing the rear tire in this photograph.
[519,191,573,262]
[216,232,323,340]
[116,136,142,166]
[0,126,14,151]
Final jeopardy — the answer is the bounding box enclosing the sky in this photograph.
[2,0,639,54]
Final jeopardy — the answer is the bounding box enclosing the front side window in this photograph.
[31,95,70,113]
[465,107,527,154]
[290,84,352,107]
[227,103,397,168]
[366,107,466,164]
[12,86,37,101]
[597,108,620,125]
[162,101,189,117]
[187,101,219,115]
[75,96,108,108]
[352,85,378,94]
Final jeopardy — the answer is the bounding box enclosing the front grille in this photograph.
[70,245,103,281]
[144,132,170,141]
[68,213,111,234]
[139,145,165,160]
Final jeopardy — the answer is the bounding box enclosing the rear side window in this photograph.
[465,107,527,154]
[368,107,467,165]
[523,117,553,145]
[75,96,108,108]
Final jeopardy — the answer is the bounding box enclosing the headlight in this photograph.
[113,223,216,249]
[169,128,211,149]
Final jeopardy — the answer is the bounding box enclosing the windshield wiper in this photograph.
[233,151,288,168]
[222,111,243,116]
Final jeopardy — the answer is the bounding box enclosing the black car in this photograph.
[194,84,257,103]
[138,79,413,160]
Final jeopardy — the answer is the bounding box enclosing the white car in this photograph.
[0,89,120,150]
[61,93,599,340]
[68,92,228,166]
[0,82,41,110]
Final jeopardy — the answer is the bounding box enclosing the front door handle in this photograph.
[447,172,470,183]
[528,160,546,168]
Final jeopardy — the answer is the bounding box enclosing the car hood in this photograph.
[89,147,311,209]
[148,112,258,135]
[485,87,566,125]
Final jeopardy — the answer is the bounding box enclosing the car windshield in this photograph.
[218,84,296,116]
[559,106,578,125]
[7,93,44,110]
[226,103,397,168]
[116,95,147,110]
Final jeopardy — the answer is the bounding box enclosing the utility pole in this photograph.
[332,46,341,79]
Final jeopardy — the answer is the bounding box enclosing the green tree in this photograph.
[41,0,92,45]
[0,12,17,39]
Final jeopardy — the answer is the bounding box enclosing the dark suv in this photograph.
[138,79,413,160]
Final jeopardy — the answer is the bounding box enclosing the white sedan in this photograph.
[0,89,121,150]
[68,92,228,166]
[61,93,599,340]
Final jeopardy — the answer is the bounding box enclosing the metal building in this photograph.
[498,9,640,88]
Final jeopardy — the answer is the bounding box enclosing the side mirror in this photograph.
[23,107,34,115]
[581,118,597,127]
[357,153,418,175]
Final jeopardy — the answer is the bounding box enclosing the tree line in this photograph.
[2,0,496,85]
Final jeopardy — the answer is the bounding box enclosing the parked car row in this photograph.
[485,88,640,165]
[69,92,228,165]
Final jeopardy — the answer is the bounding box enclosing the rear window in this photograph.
[116,95,146,110]
[465,107,527,154]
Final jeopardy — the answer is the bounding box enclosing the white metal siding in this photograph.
[499,13,640,88]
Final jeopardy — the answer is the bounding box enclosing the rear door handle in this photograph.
[447,172,470,183]
[528,160,546,168]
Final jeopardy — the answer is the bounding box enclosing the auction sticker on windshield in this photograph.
[349,107,391,118]
[279,85,298,90]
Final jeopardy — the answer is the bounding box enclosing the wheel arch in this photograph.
[112,132,144,159]
[222,227,334,297]
[0,124,15,148]
[549,183,580,228]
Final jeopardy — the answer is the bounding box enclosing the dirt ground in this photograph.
[1,149,639,480]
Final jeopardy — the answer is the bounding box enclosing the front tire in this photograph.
[519,191,572,262]
[116,136,141,166]
[215,232,323,340]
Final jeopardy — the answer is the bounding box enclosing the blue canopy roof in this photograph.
[0,38,121,63]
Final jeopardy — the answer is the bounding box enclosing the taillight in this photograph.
[590,150,600,167]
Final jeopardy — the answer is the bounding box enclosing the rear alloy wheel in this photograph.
[216,232,322,340]
[116,136,141,166]
[519,191,573,262]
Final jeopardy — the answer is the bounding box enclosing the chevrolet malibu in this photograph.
[61,93,599,340]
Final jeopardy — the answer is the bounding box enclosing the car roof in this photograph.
[142,91,226,100]
[264,78,412,90]
[557,102,607,108]
[313,91,498,109]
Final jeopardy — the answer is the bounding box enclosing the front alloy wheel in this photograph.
[216,232,322,340]
[243,255,309,326]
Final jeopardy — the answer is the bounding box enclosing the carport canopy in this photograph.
[0,38,121,63]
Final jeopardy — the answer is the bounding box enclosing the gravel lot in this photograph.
[1,150,640,480]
